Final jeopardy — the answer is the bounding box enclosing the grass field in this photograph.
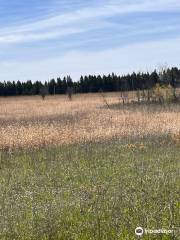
[0,93,179,149]
[0,93,179,239]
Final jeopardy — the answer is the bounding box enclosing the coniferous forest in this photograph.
[0,67,180,96]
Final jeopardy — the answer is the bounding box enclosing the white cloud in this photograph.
[0,0,180,80]
[0,0,180,44]
[0,22,111,44]
[1,37,180,81]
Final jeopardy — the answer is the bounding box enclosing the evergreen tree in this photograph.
[0,67,180,96]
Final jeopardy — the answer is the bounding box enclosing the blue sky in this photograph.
[0,0,180,81]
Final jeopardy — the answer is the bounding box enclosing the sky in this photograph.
[0,0,180,81]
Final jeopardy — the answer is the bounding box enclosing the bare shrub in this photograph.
[67,87,73,101]
[40,87,48,100]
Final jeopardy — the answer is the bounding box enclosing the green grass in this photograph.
[0,138,179,240]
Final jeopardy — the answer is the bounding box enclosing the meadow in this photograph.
[0,93,179,239]
[0,93,179,149]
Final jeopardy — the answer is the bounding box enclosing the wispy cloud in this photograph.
[0,21,115,43]
[0,0,180,44]
[0,0,180,80]
[1,36,180,81]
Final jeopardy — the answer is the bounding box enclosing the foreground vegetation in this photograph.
[0,94,179,239]
[0,137,179,240]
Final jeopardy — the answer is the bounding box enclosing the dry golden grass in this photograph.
[0,92,179,149]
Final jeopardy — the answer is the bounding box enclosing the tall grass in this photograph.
[0,138,179,239]
[0,94,179,239]
[0,94,179,149]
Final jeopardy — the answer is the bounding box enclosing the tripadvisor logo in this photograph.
[135,226,174,236]
[135,227,144,236]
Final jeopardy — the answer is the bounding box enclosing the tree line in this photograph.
[0,67,180,96]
